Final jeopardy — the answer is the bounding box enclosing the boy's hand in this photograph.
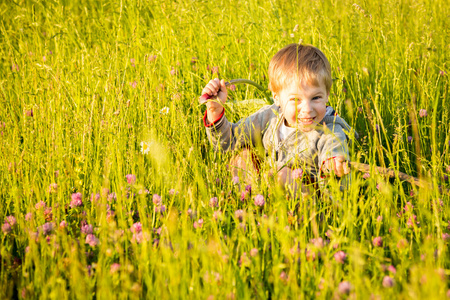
[322,156,350,177]
[202,78,228,124]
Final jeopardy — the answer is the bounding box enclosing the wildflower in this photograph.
[254,194,265,207]
[211,66,219,74]
[131,222,142,233]
[306,248,316,261]
[48,183,58,193]
[44,208,53,221]
[42,222,54,235]
[139,141,150,155]
[363,172,370,179]
[382,276,395,288]
[234,210,244,222]
[160,106,169,114]
[126,174,136,185]
[291,168,303,180]
[70,193,83,208]
[396,238,408,249]
[25,109,33,117]
[147,54,157,62]
[388,265,397,274]
[311,237,324,248]
[250,248,258,257]
[209,197,218,208]
[34,201,46,211]
[404,201,414,211]
[375,124,379,132]
[407,136,413,143]
[419,109,428,117]
[131,81,137,88]
[60,220,67,229]
[187,208,195,219]
[130,58,135,67]
[25,213,32,222]
[169,189,177,196]
[318,278,325,290]
[232,176,239,185]
[152,194,162,206]
[90,193,100,203]
[170,67,177,76]
[194,218,203,229]
[81,224,93,235]
[334,251,347,264]
[407,215,417,228]
[5,216,16,227]
[376,215,383,223]
[110,263,120,274]
[228,84,236,91]
[240,190,249,201]
[155,205,166,213]
[373,236,383,247]
[213,210,222,221]
[245,184,252,194]
[338,281,352,295]
[293,24,299,32]
[2,223,12,234]
[442,233,450,241]
[279,271,288,281]
[86,234,99,247]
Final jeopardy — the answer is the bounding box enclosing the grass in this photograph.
[0,0,449,298]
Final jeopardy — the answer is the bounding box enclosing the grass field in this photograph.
[1,0,449,298]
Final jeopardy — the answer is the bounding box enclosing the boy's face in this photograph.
[274,80,329,132]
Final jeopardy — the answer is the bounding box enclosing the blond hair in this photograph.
[268,44,332,95]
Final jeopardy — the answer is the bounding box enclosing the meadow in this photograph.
[0,0,449,298]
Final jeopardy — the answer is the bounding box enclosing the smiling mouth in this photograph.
[298,117,315,124]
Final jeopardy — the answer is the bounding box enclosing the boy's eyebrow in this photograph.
[288,90,325,98]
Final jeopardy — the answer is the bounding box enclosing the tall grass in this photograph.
[0,0,449,298]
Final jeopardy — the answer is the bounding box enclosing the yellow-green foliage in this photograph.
[0,0,449,299]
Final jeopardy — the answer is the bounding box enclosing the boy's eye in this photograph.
[312,96,321,100]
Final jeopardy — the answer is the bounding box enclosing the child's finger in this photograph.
[202,82,220,97]
[219,79,227,92]
[343,161,350,175]
[202,85,215,96]
[207,83,218,96]
[332,159,343,177]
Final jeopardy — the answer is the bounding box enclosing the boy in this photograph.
[201,43,355,192]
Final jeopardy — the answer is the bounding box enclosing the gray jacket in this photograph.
[205,104,356,184]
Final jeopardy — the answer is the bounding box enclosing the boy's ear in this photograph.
[272,92,279,105]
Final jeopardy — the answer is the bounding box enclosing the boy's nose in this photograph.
[298,100,313,113]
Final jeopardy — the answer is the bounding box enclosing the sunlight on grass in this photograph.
[0,0,449,298]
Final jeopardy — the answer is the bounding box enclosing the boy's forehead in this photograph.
[283,78,325,94]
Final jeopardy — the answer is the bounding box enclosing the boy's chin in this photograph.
[293,123,315,132]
